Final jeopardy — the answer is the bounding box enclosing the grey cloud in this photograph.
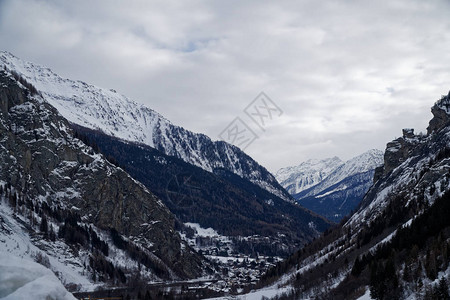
[1,0,449,172]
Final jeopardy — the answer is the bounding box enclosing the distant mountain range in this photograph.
[276,149,384,221]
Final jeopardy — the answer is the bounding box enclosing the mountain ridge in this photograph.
[0,51,291,202]
[255,90,450,299]
[0,68,208,292]
[276,149,384,221]
[71,124,331,258]
[276,156,343,195]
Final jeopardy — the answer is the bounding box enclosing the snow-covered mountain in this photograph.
[254,91,450,299]
[276,157,344,195]
[276,150,384,221]
[0,54,333,298]
[0,69,207,295]
[0,51,291,202]
[349,96,450,228]
[297,149,384,198]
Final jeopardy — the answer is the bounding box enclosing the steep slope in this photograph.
[0,51,291,202]
[297,149,383,199]
[73,125,331,257]
[298,170,376,222]
[254,91,450,300]
[276,150,383,222]
[276,157,344,195]
[0,253,76,300]
[0,69,206,292]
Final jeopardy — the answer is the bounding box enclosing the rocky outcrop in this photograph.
[0,70,204,279]
[379,92,450,177]
[358,96,450,216]
[381,128,423,176]
[427,91,450,134]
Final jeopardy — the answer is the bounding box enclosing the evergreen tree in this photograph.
[144,290,152,300]
[426,251,438,280]
[48,225,56,241]
[40,216,48,236]
[351,257,363,276]
[436,277,449,300]
[370,256,401,300]
[370,261,384,300]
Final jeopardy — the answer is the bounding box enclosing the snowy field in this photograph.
[0,253,75,300]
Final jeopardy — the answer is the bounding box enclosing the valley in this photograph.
[1,51,449,300]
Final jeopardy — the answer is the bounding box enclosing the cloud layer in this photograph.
[1,0,450,172]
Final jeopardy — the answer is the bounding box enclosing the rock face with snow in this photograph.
[0,51,291,202]
[380,128,421,177]
[276,150,384,221]
[73,126,331,257]
[0,69,205,290]
[354,92,450,225]
[276,157,343,195]
[427,91,450,134]
[258,91,450,299]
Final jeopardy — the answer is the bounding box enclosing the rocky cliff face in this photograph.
[372,92,450,189]
[0,70,204,281]
[0,51,291,202]
[254,91,450,300]
[355,96,450,223]
[427,91,450,134]
[380,128,422,177]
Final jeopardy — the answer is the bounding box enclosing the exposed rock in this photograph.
[402,128,415,139]
[373,165,384,183]
[381,92,450,177]
[427,91,450,134]
[0,70,204,279]
[382,128,422,175]
[0,51,292,203]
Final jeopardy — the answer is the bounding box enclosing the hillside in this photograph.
[255,91,450,299]
[0,68,208,294]
[0,51,291,202]
[73,125,331,258]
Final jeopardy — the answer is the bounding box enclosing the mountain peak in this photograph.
[343,149,384,172]
[276,149,384,221]
[275,156,344,195]
[0,52,292,201]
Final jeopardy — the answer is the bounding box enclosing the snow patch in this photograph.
[0,253,76,300]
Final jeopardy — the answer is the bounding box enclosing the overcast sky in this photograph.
[1,0,450,172]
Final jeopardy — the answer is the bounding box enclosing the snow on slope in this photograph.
[0,51,290,201]
[300,149,384,198]
[276,150,383,221]
[0,202,95,295]
[0,253,76,300]
[276,157,344,195]
[348,94,450,228]
[348,139,450,228]
[277,149,383,199]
